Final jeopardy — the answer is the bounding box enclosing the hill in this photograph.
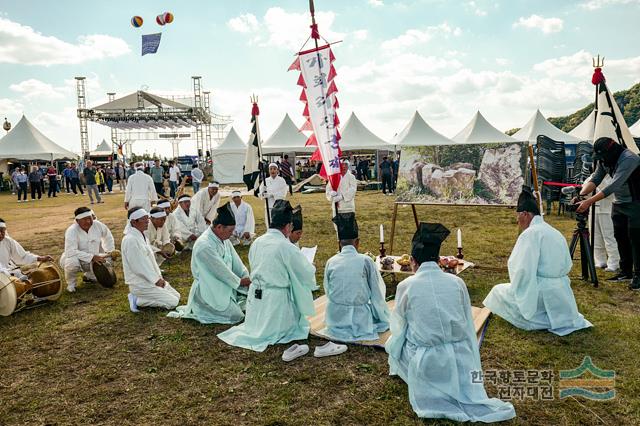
[547,82,640,132]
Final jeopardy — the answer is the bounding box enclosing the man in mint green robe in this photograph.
[386,223,516,422]
[168,203,251,324]
[218,200,316,352]
[322,213,389,341]
[483,187,592,336]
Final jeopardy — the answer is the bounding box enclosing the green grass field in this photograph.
[0,189,638,425]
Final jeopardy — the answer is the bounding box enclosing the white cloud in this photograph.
[513,15,563,34]
[368,0,384,6]
[352,29,369,41]
[496,58,511,66]
[9,79,65,99]
[0,17,130,65]
[226,13,259,33]
[581,0,640,10]
[465,1,487,16]
[381,22,462,52]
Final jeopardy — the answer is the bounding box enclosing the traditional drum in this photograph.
[0,262,64,316]
[173,239,185,252]
[92,261,117,288]
[160,242,176,257]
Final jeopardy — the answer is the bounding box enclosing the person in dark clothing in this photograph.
[279,154,295,195]
[392,156,400,191]
[379,156,393,195]
[63,164,72,193]
[578,137,640,290]
[69,163,83,195]
[28,166,42,200]
[47,165,58,198]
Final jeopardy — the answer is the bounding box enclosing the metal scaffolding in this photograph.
[75,77,89,158]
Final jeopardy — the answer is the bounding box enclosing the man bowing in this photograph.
[168,203,251,324]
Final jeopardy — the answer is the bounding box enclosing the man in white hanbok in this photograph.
[156,200,181,249]
[146,207,173,266]
[259,163,288,225]
[124,163,158,212]
[483,187,593,336]
[589,176,620,272]
[60,207,115,292]
[326,160,357,216]
[168,203,251,324]
[386,223,516,423]
[191,182,221,225]
[322,213,389,342]
[229,191,256,246]
[0,218,53,272]
[122,208,180,312]
[171,194,207,250]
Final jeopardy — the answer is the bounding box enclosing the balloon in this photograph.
[156,14,166,26]
[163,12,174,24]
[131,16,143,28]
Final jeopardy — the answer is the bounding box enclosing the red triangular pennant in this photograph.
[329,49,336,63]
[328,65,337,82]
[305,133,317,146]
[333,96,340,109]
[297,73,306,88]
[327,81,338,96]
[299,119,313,132]
[302,103,309,117]
[288,56,300,71]
[334,113,340,127]
[311,148,323,161]
[299,89,307,102]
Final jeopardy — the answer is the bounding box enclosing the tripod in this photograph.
[568,213,599,287]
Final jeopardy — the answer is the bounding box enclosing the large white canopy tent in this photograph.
[452,111,518,144]
[90,139,113,157]
[262,114,314,154]
[211,127,247,183]
[0,115,77,162]
[339,112,392,151]
[513,110,581,144]
[391,111,454,147]
[569,110,596,141]
[630,118,640,138]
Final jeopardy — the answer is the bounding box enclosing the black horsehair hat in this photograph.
[213,202,236,226]
[292,205,303,232]
[516,186,540,215]
[333,213,358,240]
[411,223,450,263]
[270,200,293,228]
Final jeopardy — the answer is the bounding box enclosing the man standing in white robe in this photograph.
[171,194,207,250]
[191,182,221,225]
[61,207,115,292]
[229,191,256,246]
[146,207,173,266]
[259,163,288,225]
[124,162,158,212]
[0,218,53,272]
[326,160,357,216]
[122,208,180,312]
[168,203,251,324]
[386,223,516,422]
[483,187,593,336]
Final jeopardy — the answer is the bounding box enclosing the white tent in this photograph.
[452,111,518,144]
[340,112,392,151]
[212,127,247,183]
[391,111,454,147]
[630,118,640,138]
[262,114,314,154]
[0,115,77,161]
[90,139,113,156]
[569,110,596,141]
[513,110,580,144]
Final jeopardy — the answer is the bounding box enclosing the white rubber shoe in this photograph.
[314,342,348,358]
[282,344,309,362]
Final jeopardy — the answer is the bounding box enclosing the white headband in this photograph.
[269,163,278,168]
[157,201,171,208]
[208,182,219,188]
[150,211,167,218]
[0,221,6,229]
[231,191,242,197]
[75,211,93,220]
[178,196,191,202]
[129,209,149,221]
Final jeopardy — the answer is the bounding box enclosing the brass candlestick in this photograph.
[379,242,386,259]
[456,247,464,260]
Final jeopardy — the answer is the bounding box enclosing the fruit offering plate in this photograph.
[376,255,474,276]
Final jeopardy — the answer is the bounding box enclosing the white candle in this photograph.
[457,228,462,248]
[380,224,384,243]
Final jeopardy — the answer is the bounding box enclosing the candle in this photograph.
[380,224,384,243]
[457,228,462,248]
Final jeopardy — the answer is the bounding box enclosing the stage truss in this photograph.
[75,76,232,161]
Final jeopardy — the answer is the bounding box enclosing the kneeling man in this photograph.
[168,203,251,324]
[146,207,173,266]
[218,200,316,352]
[0,218,53,271]
[229,191,256,246]
[171,194,207,250]
[386,223,516,423]
[61,207,115,292]
[122,207,180,312]
[483,187,592,336]
[322,213,389,341]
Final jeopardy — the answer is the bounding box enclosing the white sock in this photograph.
[128,293,140,313]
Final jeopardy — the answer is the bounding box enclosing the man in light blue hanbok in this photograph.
[483,187,593,336]
[218,200,317,353]
[168,203,251,324]
[322,213,390,341]
[386,223,516,423]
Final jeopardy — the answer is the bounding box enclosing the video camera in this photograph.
[562,186,589,228]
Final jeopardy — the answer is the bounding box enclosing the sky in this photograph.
[1,0,639,157]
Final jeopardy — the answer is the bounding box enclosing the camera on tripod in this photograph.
[561,187,588,223]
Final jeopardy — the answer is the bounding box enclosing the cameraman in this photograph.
[577,137,640,290]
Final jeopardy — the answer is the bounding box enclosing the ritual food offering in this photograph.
[439,256,459,272]
[396,254,412,271]
[381,257,394,270]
